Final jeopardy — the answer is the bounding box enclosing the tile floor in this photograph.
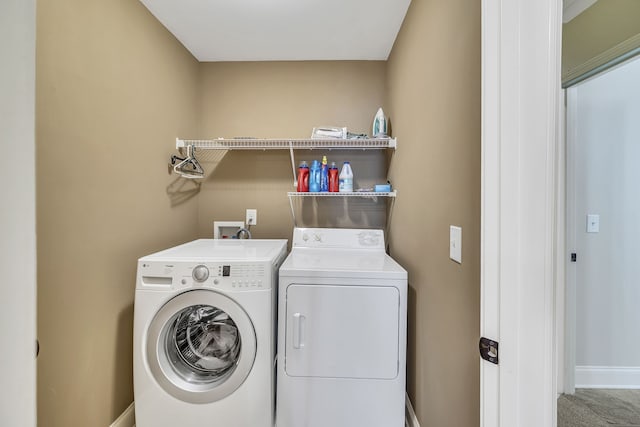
[558,389,640,427]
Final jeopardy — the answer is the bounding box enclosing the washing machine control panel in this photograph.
[138,258,283,291]
[176,262,270,290]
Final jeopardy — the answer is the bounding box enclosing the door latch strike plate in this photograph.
[479,337,499,365]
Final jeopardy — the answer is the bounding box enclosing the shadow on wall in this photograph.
[293,196,388,229]
[112,302,134,422]
[166,177,201,207]
[195,148,391,235]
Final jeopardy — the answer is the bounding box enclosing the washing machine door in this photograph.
[146,289,256,403]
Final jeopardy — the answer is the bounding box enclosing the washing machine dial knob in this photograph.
[192,265,209,282]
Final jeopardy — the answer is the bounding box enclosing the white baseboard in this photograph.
[110,402,135,427]
[405,392,420,427]
[575,366,640,389]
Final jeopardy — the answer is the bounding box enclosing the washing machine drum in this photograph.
[172,305,240,376]
[146,289,257,403]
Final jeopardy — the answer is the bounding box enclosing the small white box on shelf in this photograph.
[311,127,347,139]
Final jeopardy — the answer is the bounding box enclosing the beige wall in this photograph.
[36,0,200,425]
[386,0,481,425]
[197,62,388,239]
[563,0,640,83]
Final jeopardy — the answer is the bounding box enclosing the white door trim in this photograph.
[556,89,567,395]
[480,0,562,425]
[0,0,37,425]
[480,0,501,424]
[564,87,578,394]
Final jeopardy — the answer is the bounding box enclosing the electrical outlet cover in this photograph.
[246,209,257,226]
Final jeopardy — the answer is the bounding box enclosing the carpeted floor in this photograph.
[558,389,640,427]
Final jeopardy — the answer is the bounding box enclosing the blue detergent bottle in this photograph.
[320,155,329,192]
[309,160,321,192]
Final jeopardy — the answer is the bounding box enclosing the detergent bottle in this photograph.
[339,161,354,192]
[328,162,339,192]
[309,160,321,192]
[296,161,309,192]
[320,156,329,192]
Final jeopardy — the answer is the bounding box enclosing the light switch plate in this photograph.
[450,225,462,264]
[586,214,599,233]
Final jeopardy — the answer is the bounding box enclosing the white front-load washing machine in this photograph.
[134,239,287,427]
[277,228,408,427]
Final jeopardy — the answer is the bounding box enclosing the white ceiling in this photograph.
[139,0,412,62]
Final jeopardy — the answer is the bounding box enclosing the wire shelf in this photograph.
[176,138,397,150]
[287,191,396,198]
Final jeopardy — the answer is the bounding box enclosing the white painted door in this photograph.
[0,0,37,425]
[481,0,561,425]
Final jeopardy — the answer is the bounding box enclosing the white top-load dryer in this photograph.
[277,228,408,427]
[134,239,287,427]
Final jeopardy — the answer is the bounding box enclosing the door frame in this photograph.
[564,87,578,394]
[480,0,562,425]
[557,88,570,395]
[0,0,37,425]
[562,57,640,391]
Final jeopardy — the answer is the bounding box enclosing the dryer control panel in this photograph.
[292,228,385,250]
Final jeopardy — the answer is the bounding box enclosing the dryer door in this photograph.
[146,289,256,403]
[285,284,400,379]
